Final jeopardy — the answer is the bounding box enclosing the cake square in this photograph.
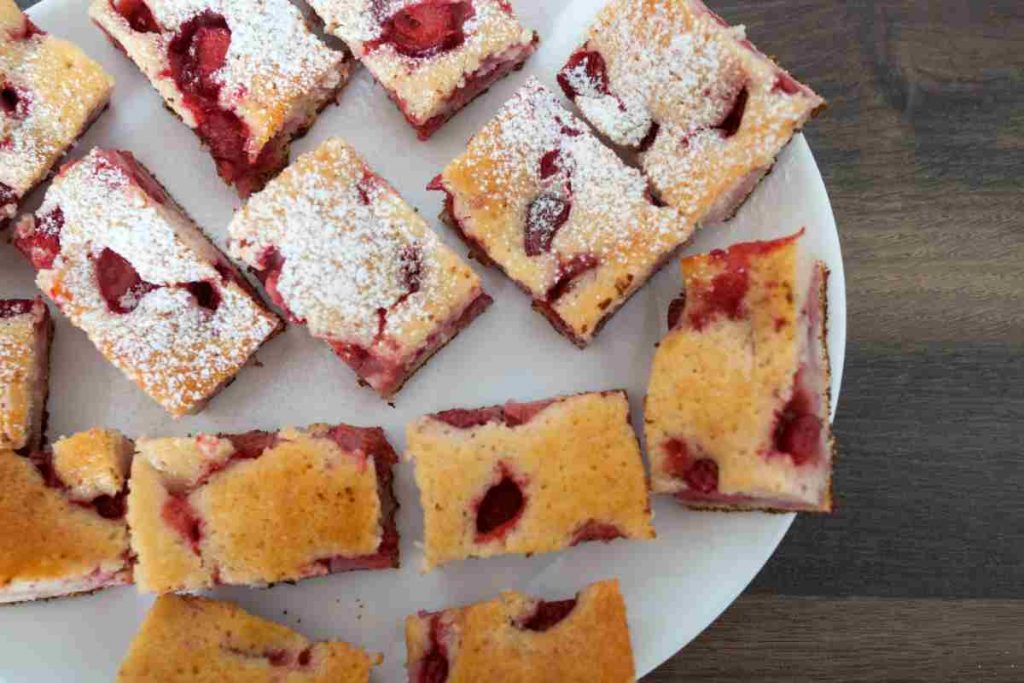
[430,78,693,347]
[405,579,635,682]
[89,0,350,197]
[645,231,835,512]
[127,424,399,594]
[405,390,654,571]
[0,428,133,604]
[13,148,282,417]
[118,594,381,682]
[0,298,52,453]
[306,0,537,139]
[0,0,113,225]
[229,137,492,397]
[557,0,824,225]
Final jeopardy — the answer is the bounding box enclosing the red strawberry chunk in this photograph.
[111,0,160,33]
[15,207,64,270]
[93,248,158,314]
[377,0,475,59]
[524,194,571,257]
[517,598,577,632]
[475,471,525,540]
[558,49,611,100]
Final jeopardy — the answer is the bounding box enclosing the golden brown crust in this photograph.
[128,425,395,593]
[645,233,834,511]
[0,299,51,452]
[0,433,131,603]
[118,595,380,682]
[52,428,132,501]
[407,391,655,571]
[405,579,635,682]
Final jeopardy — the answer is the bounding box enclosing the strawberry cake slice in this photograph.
[0,428,134,604]
[645,231,835,512]
[0,0,113,226]
[406,391,654,571]
[557,0,824,226]
[0,298,52,454]
[306,0,537,139]
[406,579,635,682]
[89,0,350,196]
[127,424,399,594]
[118,594,381,682]
[229,137,491,398]
[430,78,693,347]
[13,149,282,418]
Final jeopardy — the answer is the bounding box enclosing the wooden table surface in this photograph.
[14,0,1024,680]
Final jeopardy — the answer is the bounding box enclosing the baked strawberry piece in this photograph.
[0,428,133,604]
[89,0,350,197]
[406,579,635,682]
[645,231,835,511]
[406,391,654,571]
[127,424,399,594]
[119,595,381,682]
[229,137,491,397]
[12,148,282,417]
[430,78,693,347]
[557,0,824,226]
[0,0,113,226]
[0,298,52,453]
[306,0,537,140]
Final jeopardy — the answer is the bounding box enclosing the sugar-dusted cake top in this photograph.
[308,0,536,122]
[118,595,381,682]
[436,78,693,345]
[230,137,484,356]
[14,149,281,416]
[90,0,347,156]
[0,0,113,215]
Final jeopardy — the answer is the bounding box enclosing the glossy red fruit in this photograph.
[377,0,474,58]
[182,280,220,312]
[546,253,599,302]
[475,473,525,540]
[684,458,719,493]
[15,207,64,270]
[557,49,610,99]
[93,248,157,314]
[518,598,577,632]
[110,0,160,33]
[524,194,570,257]
[715,87,748,138]
[0,83,30,119]
[434,407,504,429]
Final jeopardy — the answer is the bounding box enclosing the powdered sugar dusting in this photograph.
[230,139,463,346]
[0,14,111,198]
[30,149,279,416]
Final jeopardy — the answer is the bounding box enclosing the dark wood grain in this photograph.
[12,0,1024,680]
[649,595,1024,682]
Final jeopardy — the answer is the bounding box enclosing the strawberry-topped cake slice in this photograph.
[430,78,693,347]
[557,0,824,226]
[0,0,113,226]
[12,148,282,417]
[0,428,134,604]
[0,298,52,454]
[645,231,835,512]
[405,579,635,682]
[405,391,654,571]
[306,0,537,139]
[127,424,399,594]
[229,137,491,398]
[119,595,381,682]
[89,0,350,197]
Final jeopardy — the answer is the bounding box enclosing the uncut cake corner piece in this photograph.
[557,0,824,227]
[429,77,693,348]
[13,148,282,418]
[645,230,835,512]
[229,137,491,398]
[306,0,538,139]
[0,0,113,226]
[89,0,350,196]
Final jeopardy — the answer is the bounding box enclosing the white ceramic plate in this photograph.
[0,0,845,680]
